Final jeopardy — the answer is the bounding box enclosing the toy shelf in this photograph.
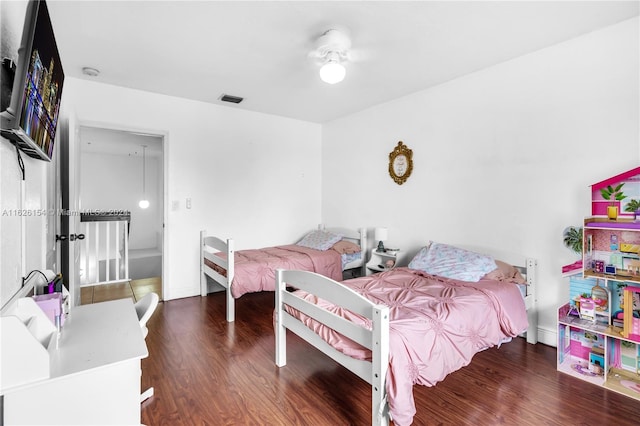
[584,219,640,230]
[584,270,640,284]
[558,307,624,340]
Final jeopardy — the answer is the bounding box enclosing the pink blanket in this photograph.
[285,267,528,426]
[206,245,343,298]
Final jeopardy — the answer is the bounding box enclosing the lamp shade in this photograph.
[374,227,388,242]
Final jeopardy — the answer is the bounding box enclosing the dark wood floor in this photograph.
[140,291,640,426]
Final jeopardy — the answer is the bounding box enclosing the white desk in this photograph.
[2,298,148,425]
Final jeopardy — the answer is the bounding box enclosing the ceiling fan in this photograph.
[309,29,352,84]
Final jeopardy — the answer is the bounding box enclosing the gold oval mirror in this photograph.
[388,141,413,185]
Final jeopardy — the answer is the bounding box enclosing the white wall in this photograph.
[80,151,162,250]
[1,0,58,308]
[62,79,322,300]
[0,124,55,307]
[321,17,640,346]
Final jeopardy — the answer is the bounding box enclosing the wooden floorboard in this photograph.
[80,276,162,305]
[140,291,640,425]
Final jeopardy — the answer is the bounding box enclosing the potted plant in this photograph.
[600,183,626,220]
[563,226,583,256]
[624,198,640,221]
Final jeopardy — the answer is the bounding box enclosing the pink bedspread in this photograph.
[206,245,343,298]
[285,267,528,426]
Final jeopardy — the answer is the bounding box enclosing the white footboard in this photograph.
[200,230,235,322]
[275,269,390,426]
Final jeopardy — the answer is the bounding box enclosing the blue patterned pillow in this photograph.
[296,230,343,251]
[408,242,497,282]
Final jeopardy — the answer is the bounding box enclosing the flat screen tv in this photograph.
[0,0,64,162]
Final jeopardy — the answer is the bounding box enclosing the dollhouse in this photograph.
[558,166,640,402]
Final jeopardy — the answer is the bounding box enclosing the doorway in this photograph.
[76,126,165,302]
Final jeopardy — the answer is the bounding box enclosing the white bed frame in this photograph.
[200,225,367,322]
[274,256,537,426]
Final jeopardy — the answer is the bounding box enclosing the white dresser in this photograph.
[1,297,148,425]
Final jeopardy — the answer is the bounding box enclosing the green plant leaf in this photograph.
[600,183,625,204]
[563,226,583,254]
[624,199,640,212]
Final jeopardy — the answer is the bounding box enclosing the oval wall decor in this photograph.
[388,141,413,185]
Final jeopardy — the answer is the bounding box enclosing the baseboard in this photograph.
[536,326,557,347]
[165,286,199,301]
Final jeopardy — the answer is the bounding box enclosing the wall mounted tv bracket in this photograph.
[2,57,16,72]
[1,58,17,112]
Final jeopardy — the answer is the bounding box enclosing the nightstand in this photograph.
[366,248,403,275]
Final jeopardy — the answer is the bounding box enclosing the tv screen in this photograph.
[0,0,64,162]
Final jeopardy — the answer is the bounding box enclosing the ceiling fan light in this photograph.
[319,61,346,84]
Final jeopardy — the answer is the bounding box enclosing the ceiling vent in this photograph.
[219,94,243,104]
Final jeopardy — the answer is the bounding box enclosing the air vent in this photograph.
[219,94,243,104]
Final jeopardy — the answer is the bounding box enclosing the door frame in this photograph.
[61,118,168,302]
[58,112,80,307]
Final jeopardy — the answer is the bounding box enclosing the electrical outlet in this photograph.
[186,198,192,209]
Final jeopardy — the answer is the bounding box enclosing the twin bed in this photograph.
[200,226,366,322]
[200,229,537,425]
[274,242,537,426]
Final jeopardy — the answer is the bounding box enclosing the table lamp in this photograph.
[375,227,388,252]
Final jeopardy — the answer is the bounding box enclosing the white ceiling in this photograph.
[79,126,163,157]
[49,1,639,124]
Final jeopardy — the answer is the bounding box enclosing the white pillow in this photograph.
[296,230,343,251]
[408,241,497,282]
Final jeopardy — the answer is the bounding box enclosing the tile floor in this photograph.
[80,276,162,305]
